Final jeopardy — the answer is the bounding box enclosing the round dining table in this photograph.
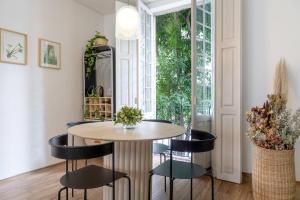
[68,121,185,200]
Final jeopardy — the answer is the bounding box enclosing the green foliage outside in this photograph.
[156,9,192,126]
[156,7,212,126]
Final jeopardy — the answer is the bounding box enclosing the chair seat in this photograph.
[153,143,169,154]
[151,160,206,179]
[60,165,126,189]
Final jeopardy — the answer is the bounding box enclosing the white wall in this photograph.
[103,13,116,47]
[0,0,104,180]
[242,0,300,180]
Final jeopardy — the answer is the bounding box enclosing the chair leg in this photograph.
[112,180,115,200]
[148,173,153,200]
[190,178,193,200]
[66,188,68,200]
[57,187,67,200]
[210,175,214,200]
[71,161,74,197]
[84,189,87,200]
[170,178,174,200]
[161,153,167,192]
[124,176,131,200]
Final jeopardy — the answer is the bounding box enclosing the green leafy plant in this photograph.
[114,106,143,126]
[84,109,90,119]
[87,87,98,98]
[94,109,105,121]
[84,31,108,78]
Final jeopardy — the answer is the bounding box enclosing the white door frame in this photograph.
[191,0,242,183]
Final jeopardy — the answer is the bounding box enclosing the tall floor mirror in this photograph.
[83,45,116,121]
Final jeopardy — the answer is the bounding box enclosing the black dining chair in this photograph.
[148,130,216,200]
[67,120,101,197]
[49,134,131,200]
[67,120,100,152]
[143,119,172,192]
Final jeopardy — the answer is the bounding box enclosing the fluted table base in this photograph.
[103,141,153,200]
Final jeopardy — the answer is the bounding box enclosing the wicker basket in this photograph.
[252,144,296,200]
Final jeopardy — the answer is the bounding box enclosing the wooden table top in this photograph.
[68,121,186,141]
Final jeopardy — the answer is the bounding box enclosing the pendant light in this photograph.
[116,0,140,40]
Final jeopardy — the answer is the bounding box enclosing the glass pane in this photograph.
[196,53,204,69]
[205,42,211,56]
[146,13,151,24]
[205,12,211,27]
[205,56,212,69]
[205,2,211,12]
[140,8,153,114]
[196,24,204,40]
[145,88,151,112]
[146,26,151,38]
[196,8,203,24]
[196,41,203,53]
[146,75,151,87]
[205,27,211,41]
[195,0,213,116]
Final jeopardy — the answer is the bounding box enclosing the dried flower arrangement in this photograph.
[246,94,300,150]
[246,58,300,150]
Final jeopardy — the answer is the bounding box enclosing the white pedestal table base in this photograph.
[103,141,153,200]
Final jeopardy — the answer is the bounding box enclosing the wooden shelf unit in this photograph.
[84,97,113,120]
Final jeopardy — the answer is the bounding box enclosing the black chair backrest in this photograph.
[142,119,172,124]
[49,134,113,160]
[66,120,99,128]
[170,129,216,153]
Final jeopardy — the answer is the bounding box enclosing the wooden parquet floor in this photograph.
[0,157,299,200]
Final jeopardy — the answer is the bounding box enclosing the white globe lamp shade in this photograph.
[116,5,140,40]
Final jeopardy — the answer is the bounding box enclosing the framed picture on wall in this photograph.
[0,28,27,65]
[39,39,61,69]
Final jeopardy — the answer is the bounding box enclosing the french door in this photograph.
[116,0,242,183]
[191,0,242,183]
[138,1,156,119]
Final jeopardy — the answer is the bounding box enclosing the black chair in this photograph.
[49,134,131,200]
[66,120,100,128]
[148,130,216,200]
[67,120,101,197]
[143,119,172,192]
[67,120,106,167]
[67,120,100,150]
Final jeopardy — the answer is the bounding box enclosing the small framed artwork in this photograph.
[39,38,61,69]
[0,28,27,65]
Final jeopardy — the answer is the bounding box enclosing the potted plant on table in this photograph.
[114,106,143,129]
[246,59,300,200]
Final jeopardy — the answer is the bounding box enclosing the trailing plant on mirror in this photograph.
[84,31,108,78]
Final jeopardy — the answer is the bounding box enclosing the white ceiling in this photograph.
[74,0,176,15]
[74,0,115,15]
[143,0,160,3]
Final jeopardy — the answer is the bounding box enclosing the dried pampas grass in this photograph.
[273,58,288,100]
